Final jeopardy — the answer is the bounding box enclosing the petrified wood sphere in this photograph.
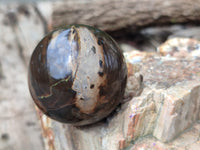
[28,25,127,126]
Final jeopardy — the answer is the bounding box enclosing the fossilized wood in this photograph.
[52,0,200,31]
[1,1,200,150]
[38,38,200,150]
[0,4,45,150]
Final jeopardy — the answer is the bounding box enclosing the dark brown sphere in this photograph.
[28,24,127,126]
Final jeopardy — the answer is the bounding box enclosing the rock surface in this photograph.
[0,4,45,150]
[39,39,200,150]
[158,37,200,58]
[0,2,200,150]
[131,121,200,150]
[51,0,200,31]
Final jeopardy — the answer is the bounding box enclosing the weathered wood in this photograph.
[52,0,200,31]
[0,4,45,150]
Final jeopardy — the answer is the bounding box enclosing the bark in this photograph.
[52,0,200,31]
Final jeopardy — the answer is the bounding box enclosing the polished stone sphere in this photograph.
[28,24,127,126]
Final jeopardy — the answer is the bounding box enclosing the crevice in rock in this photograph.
[33,5,48,34]
[151,91,164,135]
[15,35,27,67]
[5,11,27,67]
[107,24,200,52]
[0,61,4,81]
[67,126,78,150]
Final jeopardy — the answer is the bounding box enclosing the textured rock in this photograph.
[130,121,200,150]
[0,4,45,150]
[51,0,200,31]
[1,2,200,150]
[157,37,200,58]
[169,27,200,40]
[39,38,200,150]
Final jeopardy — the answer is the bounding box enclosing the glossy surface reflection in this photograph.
[28,25,127,126]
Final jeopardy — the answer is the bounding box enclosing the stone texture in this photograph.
[0,2,200,150]
[39,38,200,150]
[169,27,200,41]
[51,0,200,31]
[157,37,200,58]
[130,121,200,150]
[0,4,45,150]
